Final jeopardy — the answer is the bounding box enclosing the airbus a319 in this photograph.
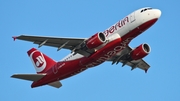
[11,7,161,88]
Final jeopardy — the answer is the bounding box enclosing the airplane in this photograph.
[11,7,161,88]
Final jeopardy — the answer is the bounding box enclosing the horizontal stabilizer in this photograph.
[11,74,46,81]
[48,81,62,88]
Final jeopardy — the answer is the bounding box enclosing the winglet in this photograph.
[12,36,17,41]
[145,69,148,73]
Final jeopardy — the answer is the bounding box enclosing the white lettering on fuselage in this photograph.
[104,17,129,37]
[71,37,133,76]
[85,37,133,68]
[55,17,130,76]
[70,67,87,76]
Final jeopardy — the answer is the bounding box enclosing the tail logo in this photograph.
[29,50,47,72]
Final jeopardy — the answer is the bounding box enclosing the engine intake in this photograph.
[86,32,106,49]
[130,44,151,60]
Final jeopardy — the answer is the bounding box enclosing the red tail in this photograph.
[27,48,56,74]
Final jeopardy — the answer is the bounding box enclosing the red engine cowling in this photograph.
[86,32,106,49]
[130,44,151,60]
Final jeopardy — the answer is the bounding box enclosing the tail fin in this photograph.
[27,48,56,73]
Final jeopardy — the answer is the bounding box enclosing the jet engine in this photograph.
[86,32,107,49]
[130,44,151,60]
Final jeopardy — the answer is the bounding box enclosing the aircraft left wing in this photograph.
[107,45,150,73]
[13,35,87,51]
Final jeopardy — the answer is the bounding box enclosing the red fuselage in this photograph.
[31,18,158,88]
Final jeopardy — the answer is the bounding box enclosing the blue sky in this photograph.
[1,0,180,101]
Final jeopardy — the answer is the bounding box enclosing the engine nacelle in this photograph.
[130,44,151,60]
[86,32,106,49]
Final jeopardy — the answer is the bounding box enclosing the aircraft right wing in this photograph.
[13,35,97,56]
[13,35,87,51]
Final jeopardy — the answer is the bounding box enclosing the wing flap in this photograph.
[11,74,46,81]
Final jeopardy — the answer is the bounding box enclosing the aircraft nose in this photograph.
[154,9,161,18]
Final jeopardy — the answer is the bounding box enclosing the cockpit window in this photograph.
[140,8,152,13]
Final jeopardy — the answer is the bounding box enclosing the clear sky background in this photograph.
[1,0,180,101]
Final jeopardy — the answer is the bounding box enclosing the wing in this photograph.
[108,46,150,73]
[13,35,87,51]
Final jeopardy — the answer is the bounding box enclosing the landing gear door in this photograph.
[130,12,136,23]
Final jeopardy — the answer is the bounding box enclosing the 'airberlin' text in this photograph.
[104,17,129,36]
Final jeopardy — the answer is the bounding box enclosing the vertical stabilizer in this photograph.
[27,48,56,73]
